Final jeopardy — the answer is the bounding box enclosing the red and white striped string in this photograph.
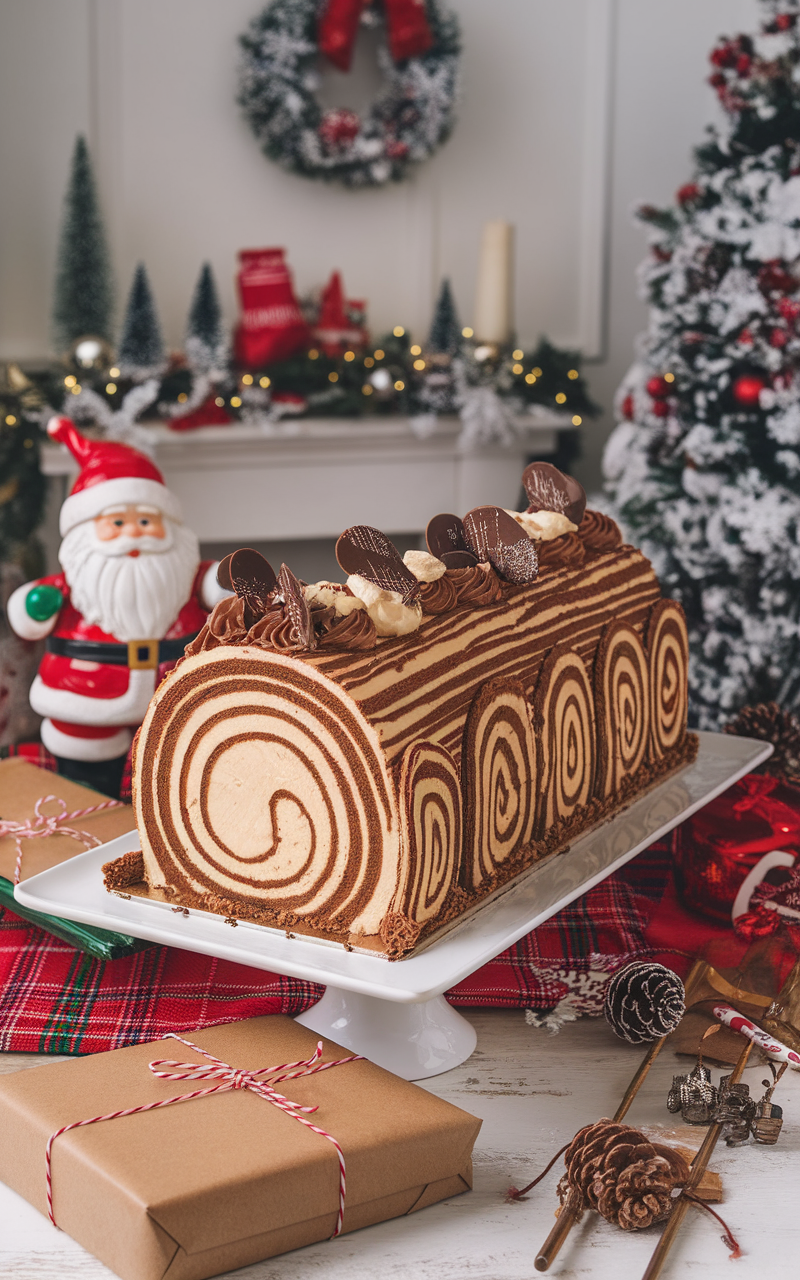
[0,794,122,885]
[45,1031,363,1235]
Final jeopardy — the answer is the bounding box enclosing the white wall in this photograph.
[0,0,761,492]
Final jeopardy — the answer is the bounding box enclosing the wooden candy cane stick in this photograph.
[641,1037,753,1280]
[533,960,707,1273]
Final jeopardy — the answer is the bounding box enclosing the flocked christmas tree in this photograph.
[117,264,166,381]
[603,0,800,729]
[185,262,228,375]
[52,136,114,353]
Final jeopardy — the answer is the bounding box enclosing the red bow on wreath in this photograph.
[319,0,433,71]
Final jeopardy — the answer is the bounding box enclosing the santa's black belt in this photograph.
[46,634,199,670]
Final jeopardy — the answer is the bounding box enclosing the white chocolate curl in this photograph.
[506,509,577,541]
[403,549,446,582]
[304,581,366,618]
[346,574,422,637]
[711,1003,800,1069]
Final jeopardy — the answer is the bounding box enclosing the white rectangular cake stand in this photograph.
[15,732,771,1080]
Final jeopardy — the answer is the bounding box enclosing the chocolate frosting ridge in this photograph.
[447,563,504,607]
[248,603,303,650]
[419,575,459,615]
[184,595,249,655]
[317,608,378,650]
[537,533,586,572]
[579,509,623,554]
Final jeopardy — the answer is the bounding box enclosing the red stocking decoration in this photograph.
[233,249,309,368]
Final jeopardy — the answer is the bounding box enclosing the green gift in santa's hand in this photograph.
[25,583,63,622]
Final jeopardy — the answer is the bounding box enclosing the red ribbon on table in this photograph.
[45,1032,364,1235]
[319,0,433,72]
[0,794,123,886]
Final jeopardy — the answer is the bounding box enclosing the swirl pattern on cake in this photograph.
[646,599,689,761]
[533,645,596,834]
[594,621,650,798]
[134,648,399,934]
[393,741,461,925]
[460,679,536,889]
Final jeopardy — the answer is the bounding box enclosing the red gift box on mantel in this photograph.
[0,1016,481,1280]
[673,772,800,923]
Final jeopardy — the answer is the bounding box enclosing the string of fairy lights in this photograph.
[37,322,597,429]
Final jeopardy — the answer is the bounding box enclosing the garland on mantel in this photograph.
[27,332,598,455]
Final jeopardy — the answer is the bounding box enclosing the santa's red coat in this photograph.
[36,562,211,702]
[23,562,214,759]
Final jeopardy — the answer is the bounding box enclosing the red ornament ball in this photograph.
[319,108,361,150]
[732,374,766,406]
[677,183,701,206]
[646,375,671,398]
[620,393,635,420]
[651,399,670,419]
[770,328,789,348]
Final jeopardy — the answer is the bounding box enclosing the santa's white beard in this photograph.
[60,521,200,641]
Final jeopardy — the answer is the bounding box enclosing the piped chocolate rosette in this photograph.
[188,548,381,655]
[578,508,623,555]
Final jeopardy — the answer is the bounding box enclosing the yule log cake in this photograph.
[104,462,697,958]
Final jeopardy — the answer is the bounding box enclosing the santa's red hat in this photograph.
[48,417,183,536]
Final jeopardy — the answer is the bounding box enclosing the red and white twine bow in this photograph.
[45,1032,364,1234]
[0,794,122,885]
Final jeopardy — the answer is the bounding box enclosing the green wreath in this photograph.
[237,0,461,188]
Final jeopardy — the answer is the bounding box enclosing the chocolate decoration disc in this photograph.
[336,525,421,604]
[463,506,539,584]
[426,513,475,564]
[228,548,277,612]
[216,553,234,592]
[278,563,315,650]
[522,461,587,526]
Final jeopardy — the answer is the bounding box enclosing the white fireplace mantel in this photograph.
[41,411,572,545]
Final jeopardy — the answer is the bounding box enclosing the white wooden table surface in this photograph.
[1,1010,797,1279]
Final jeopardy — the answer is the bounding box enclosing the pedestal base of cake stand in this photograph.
[294,987,476,1081]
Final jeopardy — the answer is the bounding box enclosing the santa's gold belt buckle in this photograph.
[128,640,159,670]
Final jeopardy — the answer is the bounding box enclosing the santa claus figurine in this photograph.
[7,417,229,798]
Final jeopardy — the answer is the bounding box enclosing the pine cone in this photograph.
[557,1119,689,1231]
[725,702,800,781]
[604,961,685,1044]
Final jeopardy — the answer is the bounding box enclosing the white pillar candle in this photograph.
[472,220,514,345]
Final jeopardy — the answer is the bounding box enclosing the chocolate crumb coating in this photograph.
[446,562,503,606]
[379,911,422,957]
[579,509,623,554]
[419,575,459,614]
[102,848,145,889]
[317,608,378,650]
[537,533,586,573]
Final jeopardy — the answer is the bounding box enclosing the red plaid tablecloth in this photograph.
[1,832,754,1055]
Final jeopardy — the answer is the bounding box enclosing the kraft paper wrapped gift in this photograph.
[0,758,135,883]
[0,757,145,958]
[0,1015,482,1280]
